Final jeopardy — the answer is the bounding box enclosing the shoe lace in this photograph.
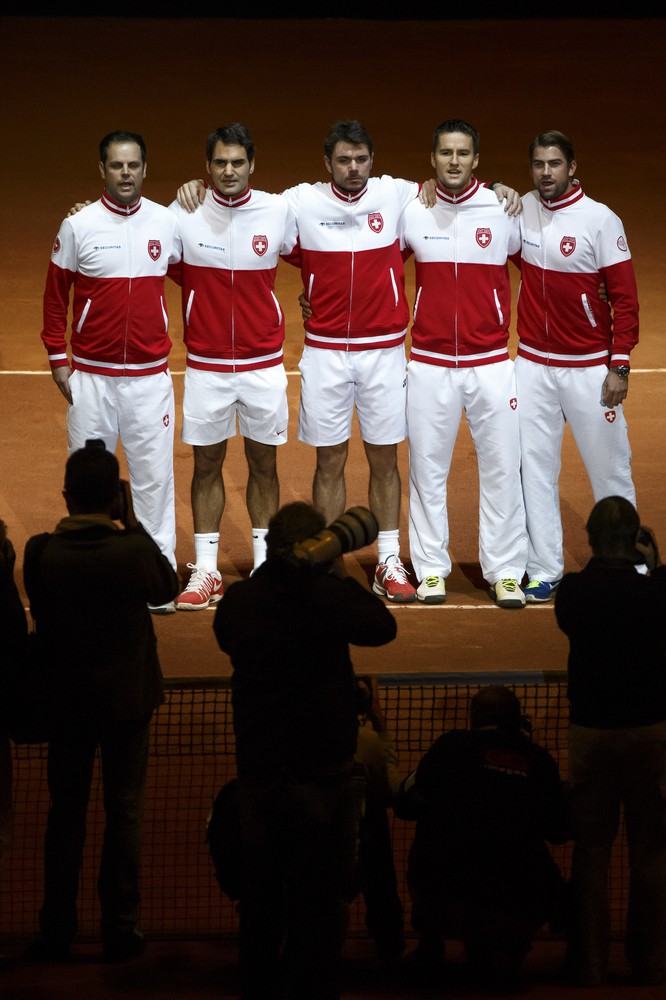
[424,575,440,587]
[383,557,409,583]
[500,578,518,592]
[185,562,215,593]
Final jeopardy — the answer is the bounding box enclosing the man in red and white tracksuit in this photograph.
[399,120,528,609]
[175,120,518,604]
[41,130,181,610]
[515,130,639,604]
[281,119,420,602]
[168,124,299,610]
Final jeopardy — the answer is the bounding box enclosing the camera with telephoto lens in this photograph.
[292,506,378,566]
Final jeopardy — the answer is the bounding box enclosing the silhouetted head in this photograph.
[470,685,525,732]
[586,495,640,559]
[63,439,119,515]
[265,502,326,561]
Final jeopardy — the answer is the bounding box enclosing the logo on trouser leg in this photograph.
[605,410,617,423]
[163,414,170,427]
[510,397,517,410]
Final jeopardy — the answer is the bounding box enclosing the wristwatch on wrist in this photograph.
[610,365,630,378]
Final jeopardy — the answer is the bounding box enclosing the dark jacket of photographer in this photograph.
[555,558,666,728]
[396,724,569,926]
[23,515,178,728]
[213,557,397,783]
[0,535,29,730]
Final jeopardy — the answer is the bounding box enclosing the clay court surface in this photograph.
[2,14,665,682]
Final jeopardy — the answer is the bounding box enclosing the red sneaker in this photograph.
[372,557,417,603]
[176,563,223,611]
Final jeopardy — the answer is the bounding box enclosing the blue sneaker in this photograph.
[524,579,560,603]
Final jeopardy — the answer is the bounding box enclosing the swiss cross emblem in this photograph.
[476,228,492,248]
[252,235,268,256]
[605,410,616,423]
[163,414,170,428]
[368,212,384,233]
[510,397,517,410]
[148,240,162,261]
[560,236,576,257]
[53,236,61,254]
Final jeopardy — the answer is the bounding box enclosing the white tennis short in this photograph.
[182,365,289,447]
[297,344,408,447]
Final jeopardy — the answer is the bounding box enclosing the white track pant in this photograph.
[516,358,635,583]
[407,360,527,586]
[67,370,176,570]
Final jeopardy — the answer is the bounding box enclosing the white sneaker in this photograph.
[489,578,526,609]
[148,601,176,615]
[416,575,446,604]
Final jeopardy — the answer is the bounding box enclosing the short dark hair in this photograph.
[586,495,640,557]
[266,502,326,560]
[323,119,373,160]
[431,118,479,155]
[99,130,146,164]
[64,440,119,513]
[470,685,524,732]
[529,130,574,164]
[206,123,255,164]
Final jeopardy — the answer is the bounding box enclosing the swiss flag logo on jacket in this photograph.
[560,236,576,257]
[253,235,268,256]
[368,213,384,233]
[148,240,162,261]
[476,228,492,248]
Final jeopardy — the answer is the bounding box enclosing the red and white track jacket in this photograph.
[517,183,639,369]
[399,178,521,368]
[42,193,180,377]
[281,176,418,351]
[168,187,298,373]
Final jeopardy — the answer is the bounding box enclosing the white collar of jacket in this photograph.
[540,179,584,212]
[210,185,253,209]
[331,180,368,204]
[101,191,143,217]
[435,176,480,206]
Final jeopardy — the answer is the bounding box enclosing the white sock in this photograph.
[194,533,219,573]
[377,529,400,565]
[252,528,268,571]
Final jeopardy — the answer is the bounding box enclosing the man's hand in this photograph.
[66,200,92,218]
[600,369,628,409]
[636,525,660,570]
[112,480,139,530]
[418,179,437,208]
[492,184,522,217]
[177,180,205,212]
[51,366,73,404]
[298,290,312,322]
